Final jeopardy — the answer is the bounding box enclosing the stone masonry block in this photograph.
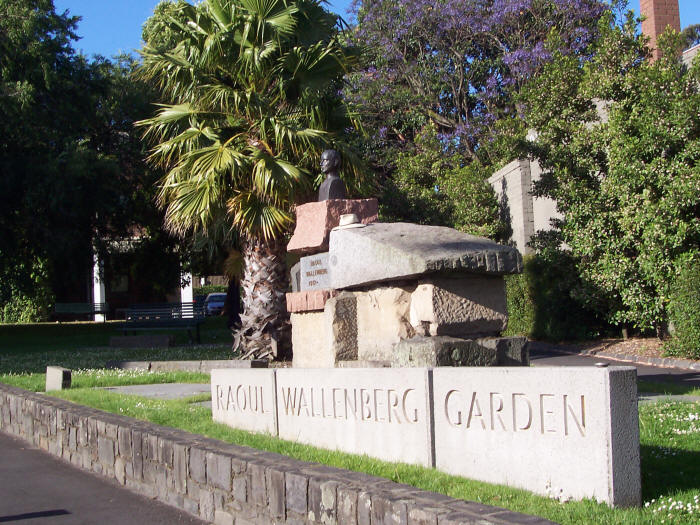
[358,492,372,525]
[288,198,378,254]
[117,427,132,458]
[207,452,232,491]
[158,437,174,468]
[174,443,189,494]
[200,488,216,522]
[98,436,115,468]
[329,222,522,290]
[409,276,507,337]
[131,430,143,481]
[309,480,338,525]
[248,463,267,506]
[285,472,308,515]
[337,488,358,525]
[189,447,207,484]
[266,468,286,518]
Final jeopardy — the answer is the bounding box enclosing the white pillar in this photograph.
[92,249,106,322]
[181,272,193,303]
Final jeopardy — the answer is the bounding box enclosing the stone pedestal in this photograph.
[287,198,378,254]
[46,366,71,391]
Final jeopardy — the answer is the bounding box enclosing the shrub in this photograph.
[665,255,700,360]
[504,253,607,341]
[195,284,227,296]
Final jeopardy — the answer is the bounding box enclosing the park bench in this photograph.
[123,302,206,343]
[53,302,109,321]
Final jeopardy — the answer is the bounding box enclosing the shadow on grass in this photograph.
[641,444,700,500]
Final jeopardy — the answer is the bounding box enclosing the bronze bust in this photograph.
[317,149,346,201]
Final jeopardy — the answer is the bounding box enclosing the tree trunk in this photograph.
[233,237,290,361]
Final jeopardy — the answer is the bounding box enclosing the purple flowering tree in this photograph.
[348,0,607,159]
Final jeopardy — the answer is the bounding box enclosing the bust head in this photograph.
[320,149,341,176]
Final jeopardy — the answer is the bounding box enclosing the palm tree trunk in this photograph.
[234,237,290,360]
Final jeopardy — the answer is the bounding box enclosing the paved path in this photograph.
[529,341,700,390]
[0,432,206,525]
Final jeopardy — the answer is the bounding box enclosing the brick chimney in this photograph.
[640,0,681,61]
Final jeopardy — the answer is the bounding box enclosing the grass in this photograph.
[46,388,700,525]
[0,316,233,376]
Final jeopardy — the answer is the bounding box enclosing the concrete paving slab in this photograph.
[102,383,210,399]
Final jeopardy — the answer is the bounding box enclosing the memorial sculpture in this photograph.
[286,151,528,368]
[317,149,346,201]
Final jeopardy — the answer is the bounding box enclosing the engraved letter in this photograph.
[281,387,297,415]
[236,384,247,411]
[512,393,532,431]
[216,385,224,410]
[563,395,586,437]
[402,389,419,423]
[360,389,372,420]
[539,394,556,434]
[466,392,486,430]
[490,392,507,431]
[444,389,463,427]
[387,389,401,423]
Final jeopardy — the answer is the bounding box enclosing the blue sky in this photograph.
[54,0,699,59]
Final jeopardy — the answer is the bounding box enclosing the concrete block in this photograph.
[211,369,277,435]
[45,366,71,391]
[432,366,641,506]
[288,198,378,254]
[329,223,522,290]
[276,368,433,467]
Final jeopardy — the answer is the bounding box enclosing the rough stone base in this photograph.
[392,336,529,367]
[109,335,173,348]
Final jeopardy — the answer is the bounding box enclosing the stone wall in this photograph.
[487,159,561,255]
[0,383,553,525]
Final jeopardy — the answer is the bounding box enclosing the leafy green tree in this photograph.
[138,0,363,359]
[521,12,700,334]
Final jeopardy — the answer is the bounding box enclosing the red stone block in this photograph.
[287,199,378,255]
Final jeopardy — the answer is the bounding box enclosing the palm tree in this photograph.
[137,0,362,359]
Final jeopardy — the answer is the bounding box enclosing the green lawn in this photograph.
[0,317,233,376]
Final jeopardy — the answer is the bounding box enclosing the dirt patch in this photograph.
[558,337,700,364]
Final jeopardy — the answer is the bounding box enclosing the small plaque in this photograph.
[300,252,331,291]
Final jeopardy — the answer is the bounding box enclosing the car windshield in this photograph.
[206,293,227,302]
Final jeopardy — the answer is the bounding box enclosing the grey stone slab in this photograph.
[291,262,302,293]
[329,223,522,290]
[392,336,528,368]
[300,252,331,291]
[432,366,641,507]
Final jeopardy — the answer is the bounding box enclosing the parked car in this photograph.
[204,293,227,316]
